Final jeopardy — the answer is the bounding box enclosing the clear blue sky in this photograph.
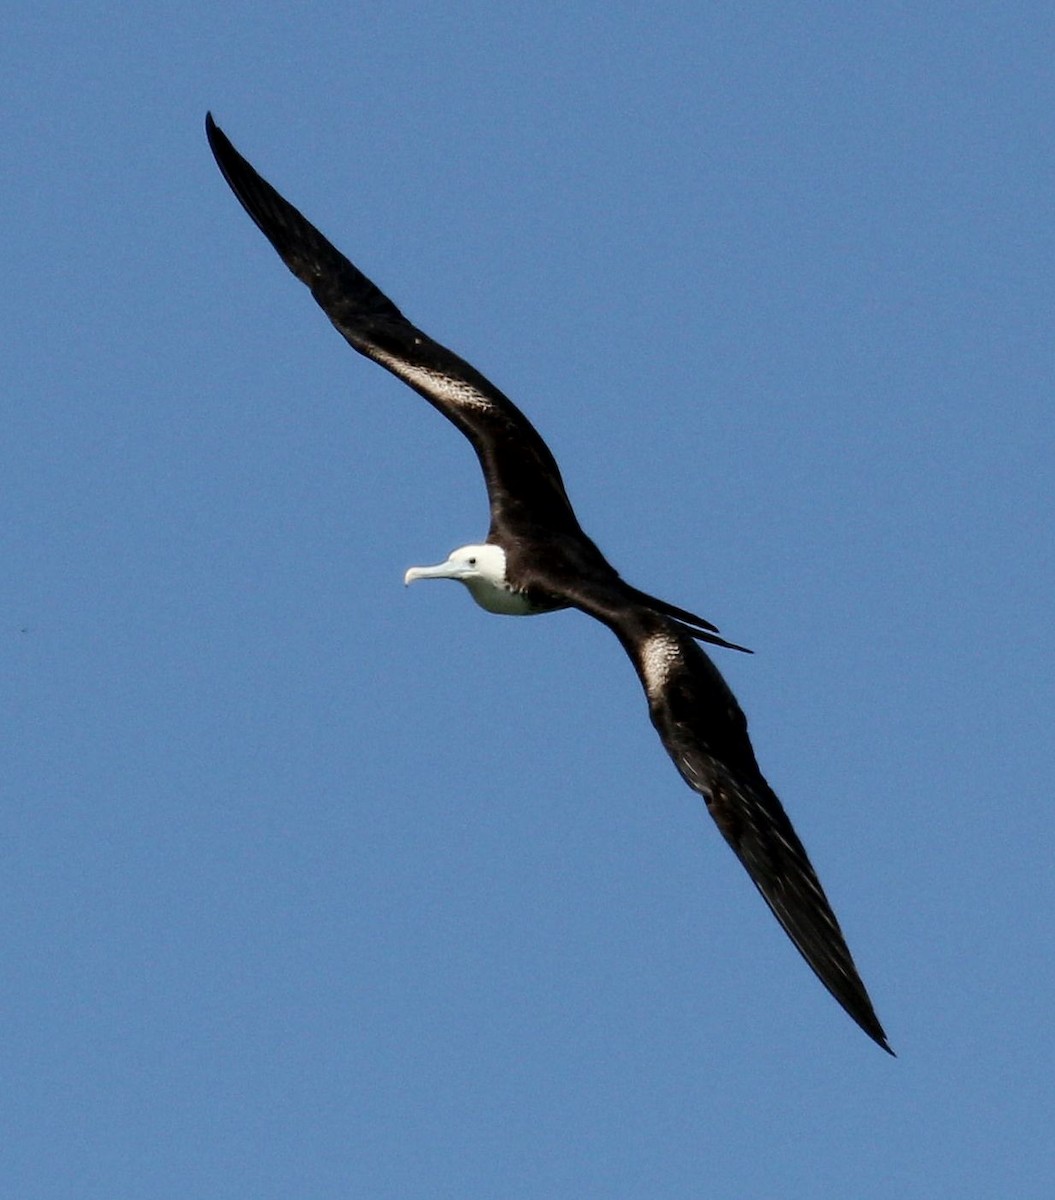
[4,4,1053,1196]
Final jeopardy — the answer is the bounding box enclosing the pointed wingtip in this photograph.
[204,111,224,152]
[854,1009,895,1056]
[205,112,239,167]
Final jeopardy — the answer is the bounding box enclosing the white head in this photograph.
[404,543,533,615]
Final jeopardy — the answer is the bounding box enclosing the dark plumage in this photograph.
[206,113,891,1053]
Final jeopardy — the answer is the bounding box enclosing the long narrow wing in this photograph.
[205,113,581,539]
[594,603,892,1052]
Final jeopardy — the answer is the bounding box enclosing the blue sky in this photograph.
[3,3,1053,1196]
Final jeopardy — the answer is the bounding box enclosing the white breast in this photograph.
[464,576,538,615]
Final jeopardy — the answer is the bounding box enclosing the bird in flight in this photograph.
[206,114,891,1053]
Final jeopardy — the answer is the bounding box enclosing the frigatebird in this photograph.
[205,114,891,1053]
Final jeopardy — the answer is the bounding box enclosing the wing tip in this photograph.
[864,1017,896,1056]
[205,111,237,171]
[851,1007,895,1055]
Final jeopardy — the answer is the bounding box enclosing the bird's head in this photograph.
[404,543,532,615]
[404,543,505,587]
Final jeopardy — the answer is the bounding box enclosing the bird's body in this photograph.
[206,114,891,1054]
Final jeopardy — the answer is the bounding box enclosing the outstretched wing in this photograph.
[206,113,580,539]
[594,604,892,1052]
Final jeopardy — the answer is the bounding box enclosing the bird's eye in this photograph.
[468,557,477,566]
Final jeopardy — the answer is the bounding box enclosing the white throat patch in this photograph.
[455,544,529,614]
